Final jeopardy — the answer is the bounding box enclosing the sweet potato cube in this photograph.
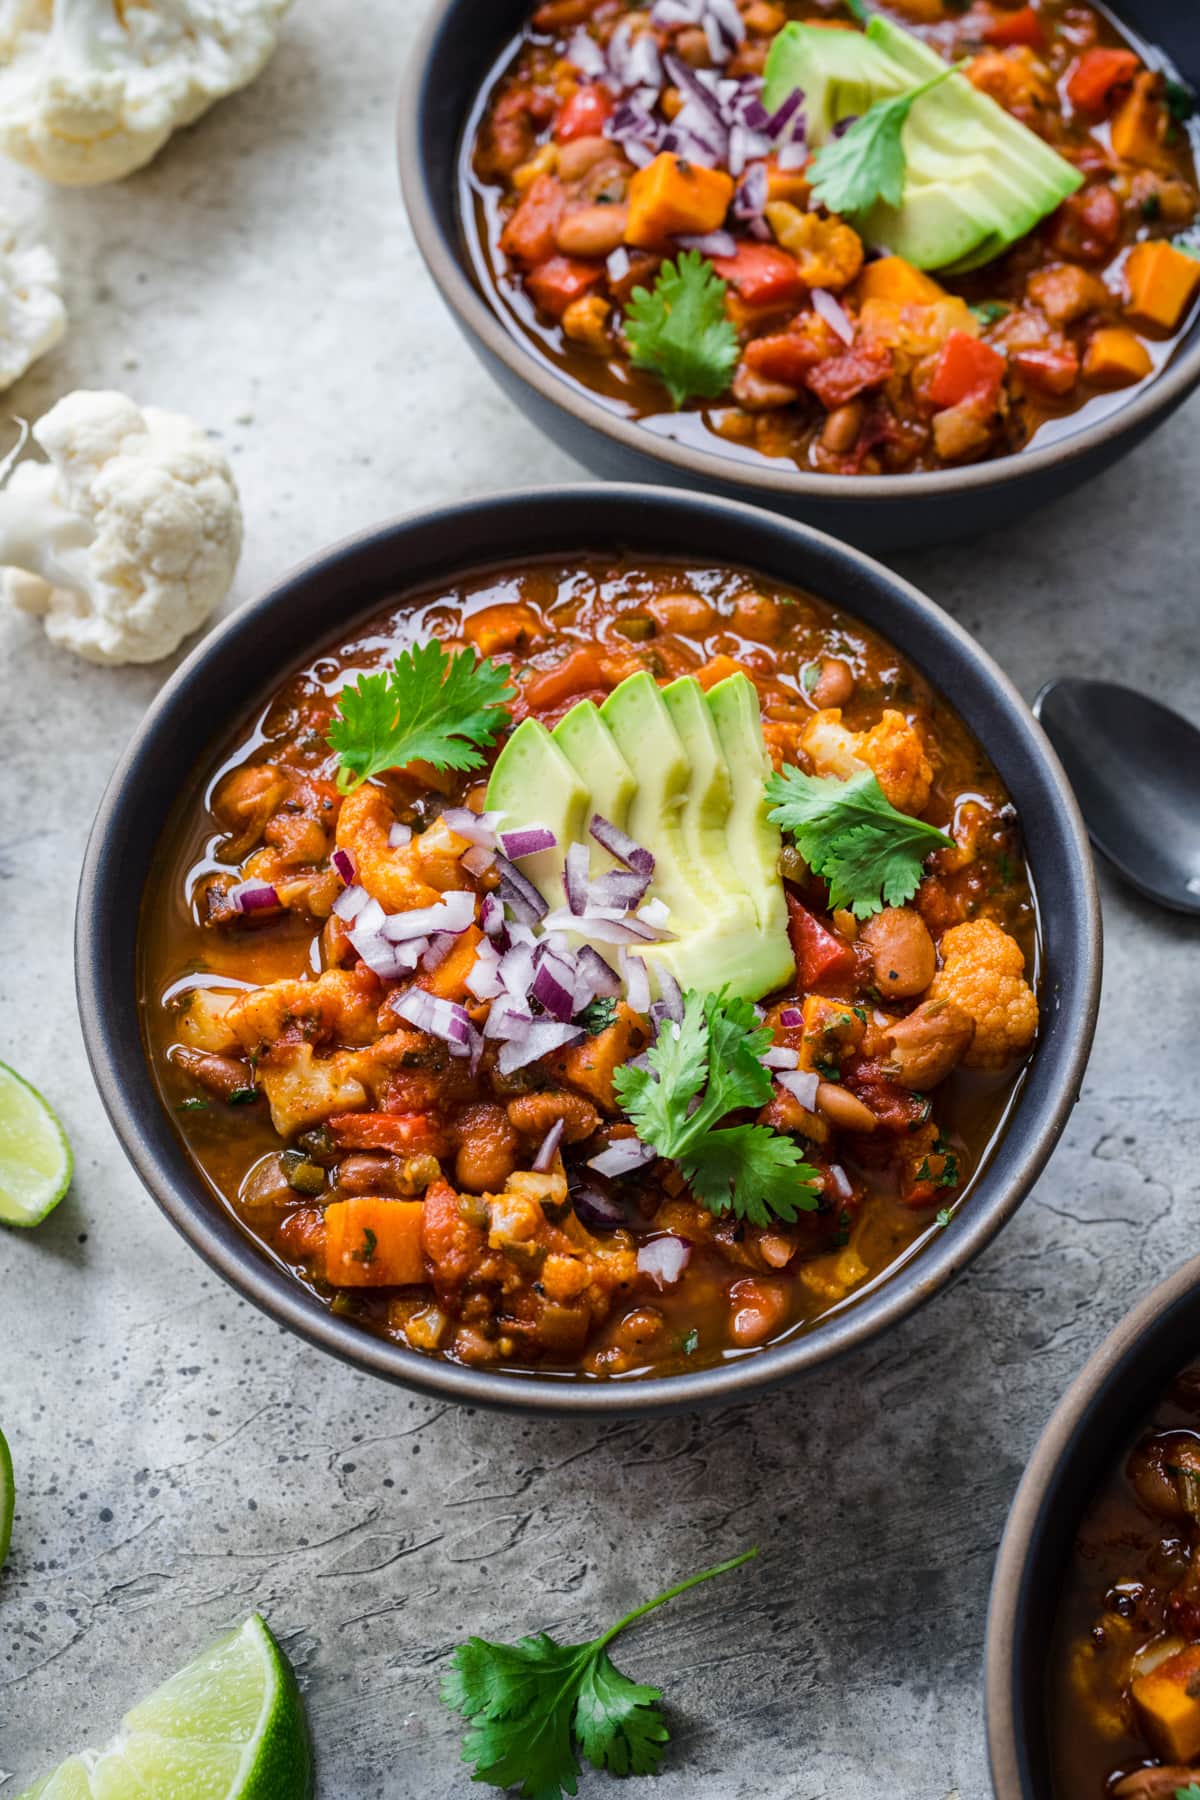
[1133,1645,1200,1762]
[324,1197,427,1287]
[855,256,947,307]
[1125,239,1200,333]
[626,153,735,249]
[1084,326,1153,386]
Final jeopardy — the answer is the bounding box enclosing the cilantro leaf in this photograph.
[766,765,953,920]
[443,1549,758,1800]
[625,250,739,410]
[326,639,513,794]
[1176,1788,1200,1800]
[576,996,619,1036]
[615,989,821,1224]
[809,64,958,216]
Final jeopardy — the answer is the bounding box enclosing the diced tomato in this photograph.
[787,897,856,989]
[928,331,1007,410]
[982,6,1043,49]
[1011,344,1080,396]
[327,1113,450,1155]
[711,244,805,309]
[1047,183,1121,263]
[845,1065,930,1135]
[554,83,614,143]
[525,255,602,318]
[804,342,893,411]
[500,173,565,265]
[1066,46,1140,114]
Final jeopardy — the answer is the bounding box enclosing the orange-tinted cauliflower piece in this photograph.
[928,918,1038,1070]
[799,706,934,815]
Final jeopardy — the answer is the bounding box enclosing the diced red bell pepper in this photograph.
[525,255,602,318]
[500,173,566,265]
[711,243,806,309]
[804,342,893,411]
[554,83,614,144]
[982,6,1044,49]
[1011,344,1080,396]
[327,1112,449,1155]
[928,331,1007,410]
[1066,47,1140,114]
[787,897,857,989]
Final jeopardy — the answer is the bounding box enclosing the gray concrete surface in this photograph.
[1,4,1198,1795]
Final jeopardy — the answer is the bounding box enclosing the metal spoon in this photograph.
[1034,678,1200,917]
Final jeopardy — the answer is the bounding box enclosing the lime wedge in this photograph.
[0,1062,72,1227]
[0,1425,13,1570]
[14,1615,313,1800]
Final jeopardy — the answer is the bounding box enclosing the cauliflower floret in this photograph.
[800,706,934,815]
[0,388,242,663]
[0,213,65,388]
[0,0,294,186]
[927,917,1039,1070]
[764,202,864,291]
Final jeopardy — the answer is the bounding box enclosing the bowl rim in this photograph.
[984,1252,1200,1797]
[397,0,1200,508]
[75,482,1102,1415]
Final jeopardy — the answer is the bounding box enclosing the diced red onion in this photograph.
[606,245,632,284]
[564,841,590,915]
[233,882,280,914]
[441,807,500,849]
[765,84,804,140]
[587,867,650,912]
[540,905,670,946]
[387,821,412,849]
[532,1118,565,1173]
[637,1235,691,1287]
[351,927,426,980]
[656,967,684,1024]
[777,1069,819,1111]
[779,1005,803,1027]
[497,1021,585,1075]
[576,944,622,1000]
[480,893,507,940]
[664,54,729,141]
[381,889,476,943]
[650,0,704,24]
[352,896,386,937]
[571,1180,628,1231]
[621,950,652,1015]
[393,987,473,1055]
[461,844,496,878]
[812,286,855,346]
[496,857,549,925]
[565,27,607,79]
[500,826,557,860]
[626,29,663,90]
[761,1045,800,1070]
[588,1137,656,1178]
[466,941,505,1002]
[484,999,533,1041]
[498,941,536,1000]
[332,882,369,922]
[707,0,745,48]
[532,953,577,1023]
[775,141,808,171]
[830,1163,853,1201]
[331,848,355,885]
[421,931,460,972]
[677,228,738,257]
[638,897,670,930]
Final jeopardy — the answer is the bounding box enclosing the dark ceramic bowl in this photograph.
[986,1255,1200,1798]
[399,0,1200,553]
[76,485,1101,1413]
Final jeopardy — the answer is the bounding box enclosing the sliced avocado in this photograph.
[485,717,589,904]
[763,16,1081,271]
[704,674,794,993]
[600,671,706,932]
[552,700,636,874]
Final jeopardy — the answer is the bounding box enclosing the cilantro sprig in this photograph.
[326,639,513,795]
[625,250,739,410]
[614,989,820,1226]
[809,63,959,216]
[766,765,953,920]
[1176,1788,1200,1800]
[443,1548,758,1800]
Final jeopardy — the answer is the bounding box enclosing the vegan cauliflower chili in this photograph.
[1050,1363,1200,1799]
[463,0,1200,475]
[141,558,1040,1378]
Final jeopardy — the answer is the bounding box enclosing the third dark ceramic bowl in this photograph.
[986,1255,1200,1797]
[399,1,1200,554]
[77,484,1100,1412]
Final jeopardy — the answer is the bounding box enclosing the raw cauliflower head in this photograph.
[927,917,1039,1071]
[0,211,65,387]
[0,0,294,185]
[0,387,242,663]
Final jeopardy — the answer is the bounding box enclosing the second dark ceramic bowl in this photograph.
[77,485,1100,1413]
[399,0,1200,553]
[986,1255,1200,1797]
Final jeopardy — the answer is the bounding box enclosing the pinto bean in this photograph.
[1128,1433,1200,1524]
[645,590,717,634]
[815,1082,879,1134]
[820,401,865,455]
[453,1102,519,1193]
[506,1090,600,1144]
[880,998,975,1089]
[169,1046,255,1101]
[674,26,712,65]
[1113,1771,1200,1799]
[727,1277,790,1348]
[810,656,854,708]
[557,134,614,182]
[337,1152,440,1197]
[555,202,629,257]
[861,907,936,999]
